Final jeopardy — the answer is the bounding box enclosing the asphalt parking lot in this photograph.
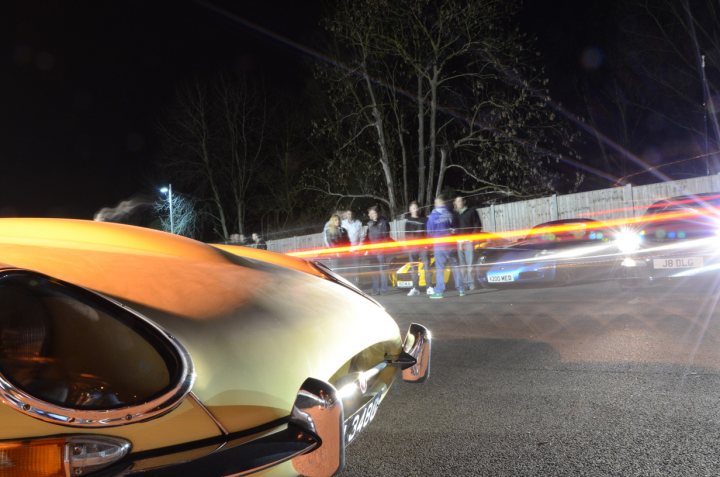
[344,279,720,476]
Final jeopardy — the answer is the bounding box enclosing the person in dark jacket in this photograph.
[426,194,464,298]
[324,214,350,247]
[454,195,482,290]
[251,233,267,250]
[364,205,391,295]
[323,214,350,270]
[404,201,433,296]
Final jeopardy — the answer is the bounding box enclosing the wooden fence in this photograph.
[267,175,720,252]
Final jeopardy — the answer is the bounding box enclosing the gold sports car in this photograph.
[0,219,431,477]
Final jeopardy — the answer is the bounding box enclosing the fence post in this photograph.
[550,194,558,221]
[490,203,497,232]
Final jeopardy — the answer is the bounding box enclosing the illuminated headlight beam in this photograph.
[614,230,643,254]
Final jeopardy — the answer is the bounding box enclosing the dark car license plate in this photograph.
[653,256,703,269]
[344,394,382,445]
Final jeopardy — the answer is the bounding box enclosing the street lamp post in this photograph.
[160,184,174,234]
[702,54,710,175]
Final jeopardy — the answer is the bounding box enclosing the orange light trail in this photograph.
[287,206,720,258]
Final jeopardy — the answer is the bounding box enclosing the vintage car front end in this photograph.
[0,219,431,477]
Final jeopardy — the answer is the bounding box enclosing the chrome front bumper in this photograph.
[100,323,431,477]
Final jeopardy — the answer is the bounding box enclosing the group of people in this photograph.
[321,194,481,299]
[228,232,267,250]
[406,194,482,299]
[322,207,390,294]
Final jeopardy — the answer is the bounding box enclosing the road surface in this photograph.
[344,279,720,476]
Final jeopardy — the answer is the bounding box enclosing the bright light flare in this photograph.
[614,229,643,254]
[336,367,381,400]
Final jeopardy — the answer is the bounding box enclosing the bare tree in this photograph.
[153,191,203,239]
[159,80,230,238]
[307,0,580,216]
[158,74,268,239]
[216,75,267,235]
[260,114,307,232]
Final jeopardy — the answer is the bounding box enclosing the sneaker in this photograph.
[429,292,444,299]
[426,287,435,295]
[468,283,476,291]
[458,290,466,297]
[407,288,420,297]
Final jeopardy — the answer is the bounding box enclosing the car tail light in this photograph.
[0,270,194,427]
[0,435,130,477]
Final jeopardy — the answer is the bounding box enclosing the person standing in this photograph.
[454,195,482,290]
[342,210,363,247]
[251,233,267,250]
[404,201,433,296]
[342,209,363,286]
[323,214,350,270]
[426,194,464,299]
[364,206,390,295]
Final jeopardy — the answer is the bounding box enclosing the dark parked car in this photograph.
[620,193,720,281]
[477,218,619,287]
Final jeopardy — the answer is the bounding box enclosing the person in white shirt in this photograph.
[342,210,363,246]
[342,209,363,286]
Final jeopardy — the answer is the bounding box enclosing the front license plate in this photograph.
[344,394,382,445]
[397,280,413,288]
[653,257,704,269]
[488,274,514,283]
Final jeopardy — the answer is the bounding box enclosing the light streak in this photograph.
[287,207,720,258]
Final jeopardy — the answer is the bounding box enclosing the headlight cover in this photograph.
[0,270,194,427]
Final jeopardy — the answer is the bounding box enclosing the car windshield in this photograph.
[646,196,720,215]
[521,220,609,246]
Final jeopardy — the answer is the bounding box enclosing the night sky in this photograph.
[2,1,617,218]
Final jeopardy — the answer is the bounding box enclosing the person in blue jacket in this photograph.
[426,194,465,298]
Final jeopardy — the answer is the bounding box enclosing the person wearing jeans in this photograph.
[404,201,433,296]
[342,210,363,286]
[453,196,482,290]
[364,206,391,295]
[426,195,464,298]
[432,245,463,297]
